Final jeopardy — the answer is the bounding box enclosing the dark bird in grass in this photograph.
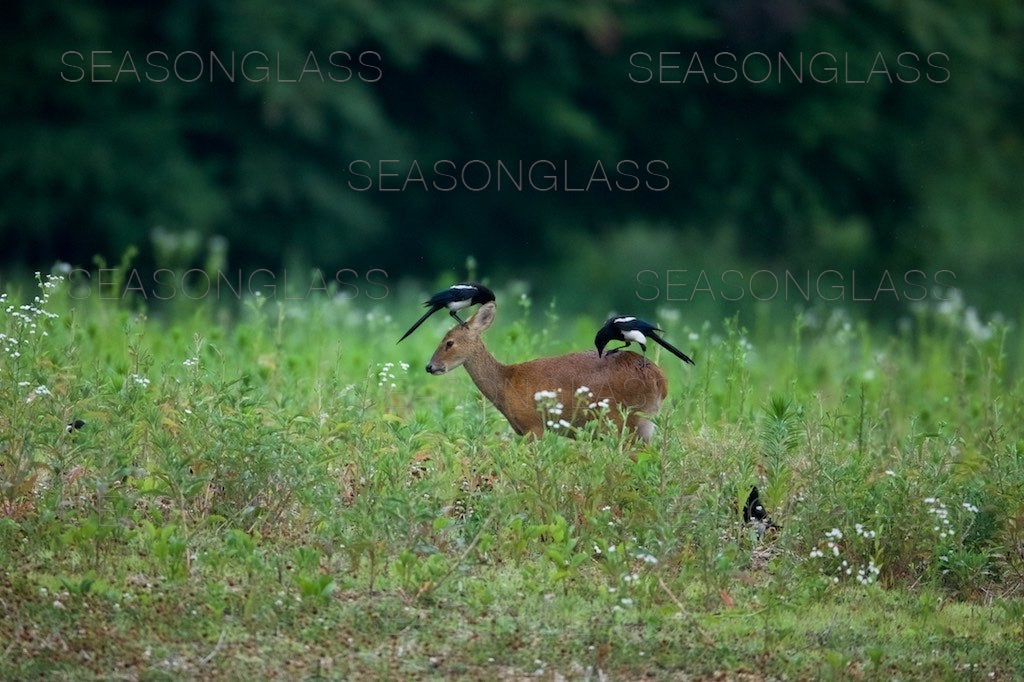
[743,486,780,537]
[397,283,496,343]
[66,419,85,433]
[594,316,695,365]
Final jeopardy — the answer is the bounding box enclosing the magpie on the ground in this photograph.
[397,283,496,343]
[743,486,780,536]
[594,316,695,365]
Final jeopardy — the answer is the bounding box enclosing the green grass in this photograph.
[2,272,1023,679]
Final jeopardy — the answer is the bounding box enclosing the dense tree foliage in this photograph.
[2,1,1022,311]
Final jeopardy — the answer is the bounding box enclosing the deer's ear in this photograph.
[469,301,496,333]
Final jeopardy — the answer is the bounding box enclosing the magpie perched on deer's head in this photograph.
[594,316,695,365]
[397,283,496,343]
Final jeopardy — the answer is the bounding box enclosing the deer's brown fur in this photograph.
[426,302,667,441]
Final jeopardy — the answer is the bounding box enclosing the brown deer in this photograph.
[425,302,668,442]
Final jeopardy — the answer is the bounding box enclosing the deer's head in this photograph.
[425,301,495,375]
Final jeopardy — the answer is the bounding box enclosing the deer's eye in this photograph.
[445,340,454,349]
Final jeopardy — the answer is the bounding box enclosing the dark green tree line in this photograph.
[2,1,1022,310]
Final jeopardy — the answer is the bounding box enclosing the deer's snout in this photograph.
[426,361,446,375]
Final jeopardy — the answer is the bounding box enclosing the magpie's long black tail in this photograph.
[649,331,695,365]
[397,305,441,343]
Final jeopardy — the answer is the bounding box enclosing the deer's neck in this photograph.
[463,343,510,411]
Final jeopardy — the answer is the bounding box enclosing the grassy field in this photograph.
[2,271,1023,680]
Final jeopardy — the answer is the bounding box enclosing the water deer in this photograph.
[425,302,669,442]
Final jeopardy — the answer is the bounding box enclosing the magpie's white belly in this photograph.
[623,330,646,345]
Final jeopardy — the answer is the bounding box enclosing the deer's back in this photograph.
[504,350,666,412]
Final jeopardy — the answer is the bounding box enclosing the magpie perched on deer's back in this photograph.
[397,283,496,343]
[594,316,695,365]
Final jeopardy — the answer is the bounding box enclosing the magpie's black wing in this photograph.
[426,286,470,308]
[615,318,658,334]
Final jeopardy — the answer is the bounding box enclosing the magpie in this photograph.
[743,486,780,536]
[397,283,495,343]
[594,316,695,365]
